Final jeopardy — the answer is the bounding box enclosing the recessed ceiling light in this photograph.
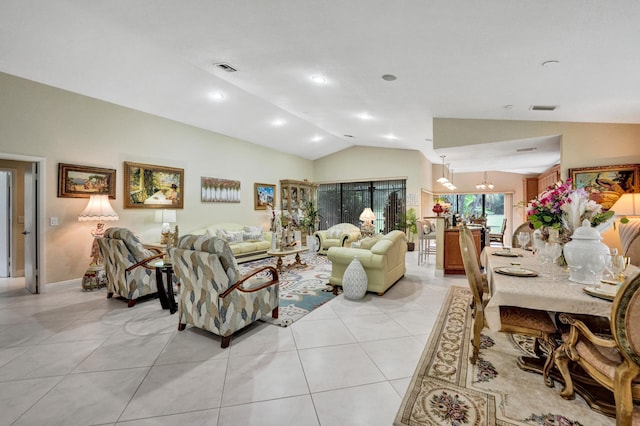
[310,75,327,84]
[272,119,286,127]
[541,60,560,67]
[356,112,374,120]
[383,133,398,140]
[209,92,225,101]
[382,74,397,81]
[312,135,323,142]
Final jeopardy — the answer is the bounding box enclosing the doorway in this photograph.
[0,153,44,294]
[0,170,10,277]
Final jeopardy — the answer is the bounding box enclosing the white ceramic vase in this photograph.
[343,256,367,300]
[564,219,610,284]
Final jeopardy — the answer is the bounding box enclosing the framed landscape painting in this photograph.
[124,162,184,209]
[254,183,275,210]
[58,163,116,199]
[569,163,640,210]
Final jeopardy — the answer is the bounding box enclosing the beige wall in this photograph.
[1,72,313,284]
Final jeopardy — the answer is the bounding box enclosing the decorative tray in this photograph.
[492,252,521,258]
[583,286,616,301]
[494,266,538,277]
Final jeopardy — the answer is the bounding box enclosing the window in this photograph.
[317,179,406,233]
[439,193,505,230]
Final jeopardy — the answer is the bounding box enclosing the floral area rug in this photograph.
[238,251,336,327]
[394,286,615,426]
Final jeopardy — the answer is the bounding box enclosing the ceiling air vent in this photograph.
[530,105,557,111]
[516,147,537,153]
[214,62,238,72]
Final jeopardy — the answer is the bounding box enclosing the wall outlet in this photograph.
[50,217,58,226]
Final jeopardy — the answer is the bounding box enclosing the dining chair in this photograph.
[459,226,558,387]
[489,218,508,247]
[417,220,436,265]
[553,271,640,425]
[169,234,280,348]
[511,221,534,248]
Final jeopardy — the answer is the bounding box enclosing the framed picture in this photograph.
[201,177,241,203]
[124,162,184,209]
[57,163,116,199]
[254,183,275,210]
[569,163,640,210]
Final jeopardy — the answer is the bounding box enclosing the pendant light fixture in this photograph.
[437,155,449,184]
[476,171,494,190]
[447,168,456,191]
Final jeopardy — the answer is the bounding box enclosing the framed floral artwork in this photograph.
[124,162,184,209]
[569,163,640,210]
[57,163,116,199]
[254,183,275,210]
[201,177,241,203]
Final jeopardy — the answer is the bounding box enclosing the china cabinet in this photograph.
[279,179,318,216]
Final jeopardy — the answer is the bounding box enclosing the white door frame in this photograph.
[0,152,46,292]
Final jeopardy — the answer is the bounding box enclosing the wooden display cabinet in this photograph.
[279,179,318,216]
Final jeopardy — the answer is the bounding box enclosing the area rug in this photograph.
[238,251,336,327]
[394,286,615,426]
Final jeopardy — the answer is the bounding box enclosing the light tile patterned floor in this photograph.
[0,252,466,425]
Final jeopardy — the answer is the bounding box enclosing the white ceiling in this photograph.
[2,1,639,174]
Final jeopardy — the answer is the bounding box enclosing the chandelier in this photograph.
[443,166,456,190]
[476,171,494,190]
[437,155,449,184]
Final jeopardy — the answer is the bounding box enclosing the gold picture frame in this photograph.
[124,162,184,209]
[57,163,116,199]
[569,163,640,210]
[254,183,275,210]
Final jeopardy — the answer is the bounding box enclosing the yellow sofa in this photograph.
[327,230,407,295]
[314,223,361,254]
[189,223,273,263]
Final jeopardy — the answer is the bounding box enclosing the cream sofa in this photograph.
[314,223,361,254]
[190,223,272,263]
[327,230,407,295]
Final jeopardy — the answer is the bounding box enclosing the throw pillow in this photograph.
[359,236,381,250]
[217,229,244,244]
[243,230,263,241]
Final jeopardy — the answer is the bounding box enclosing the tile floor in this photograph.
[0,252,467,426]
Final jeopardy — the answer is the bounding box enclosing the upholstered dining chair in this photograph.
[169,234,280,348]
[511,221,534,248]
[459,226,558,387]
[489,218,508,247]
[553,271,640,425]
[97,227,165,307]
[417,220,436,265]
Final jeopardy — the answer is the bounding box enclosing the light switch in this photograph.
[50,217,58,226]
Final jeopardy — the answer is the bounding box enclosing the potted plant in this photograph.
[405,208,418,251]
[301,201,319,236]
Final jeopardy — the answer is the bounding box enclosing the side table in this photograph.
[82,264,107,291]
[152,261,177,314]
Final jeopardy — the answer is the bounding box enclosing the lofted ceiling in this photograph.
[1,1,639,174]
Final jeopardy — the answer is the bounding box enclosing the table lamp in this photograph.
[154,209,177,246]
[78,194,119,264]
[359,207,376,237]
[78,194,118,290]
[610,193,640,264]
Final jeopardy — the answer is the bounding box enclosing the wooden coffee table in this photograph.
[267,247,308,273]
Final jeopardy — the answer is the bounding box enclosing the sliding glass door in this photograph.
[439,193,505,230]
[317,179,406,233]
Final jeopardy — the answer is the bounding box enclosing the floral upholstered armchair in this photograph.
[314,223,361,254]
[97,227,164,307]
[169,235,280,348]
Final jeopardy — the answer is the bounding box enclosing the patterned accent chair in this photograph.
[459,226,558,387]
[554,270,640,425]
[97,227,164,307]
[169,235,279,348]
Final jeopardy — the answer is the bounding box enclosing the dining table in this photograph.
[481,246,638,331]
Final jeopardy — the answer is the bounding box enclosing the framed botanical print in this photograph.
[124,162,184,209]
[57,163,116,199]
[569,163,640,210]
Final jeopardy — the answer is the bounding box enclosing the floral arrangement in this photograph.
[526,178,615,243]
